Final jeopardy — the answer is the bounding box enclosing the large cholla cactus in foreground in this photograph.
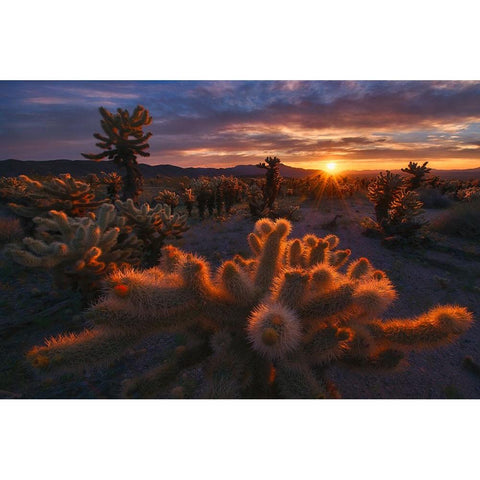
[5,204,142,301]
[115,199,188,267]
[8,174,101,221]
[27,219,473,398]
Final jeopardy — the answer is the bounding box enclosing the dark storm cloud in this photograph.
[1,80,480,168]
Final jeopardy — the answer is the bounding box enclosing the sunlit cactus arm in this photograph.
[217,260,256,305]
[365,305,473,350]
[351,277,397,318]
[254,219,291,293]
[272,269,310,308]
[27,327,139,372]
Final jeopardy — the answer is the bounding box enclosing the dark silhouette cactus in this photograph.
[82,105,152,203]
[257,156,282,210]
[401,161,431,190]
[249,157,283,217]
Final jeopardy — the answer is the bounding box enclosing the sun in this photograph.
[325,162,337,173]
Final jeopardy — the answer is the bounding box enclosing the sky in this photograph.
[1,80,480,171]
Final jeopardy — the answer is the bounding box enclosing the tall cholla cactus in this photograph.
[8,174,101,221]
[401,161,431,190]
[257,156,282,210]
[5,204,142,302]
[183,188,195,216]
[27,218,473,398]
[248,181,269,218]
[216,175,244,215]
[367,171,405,224]
[115,199,188,267]
[191,177,214,218]
[82,105,152,203]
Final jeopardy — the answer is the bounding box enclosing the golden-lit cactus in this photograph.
[114,199,189,266]
[8,174,102,222]
[27,218,474,398]
[154,189,180,213]
[365,171,426,238]
[100,171,123,202]
[5,203,142,302]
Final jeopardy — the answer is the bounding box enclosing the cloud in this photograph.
[1,81,480,169]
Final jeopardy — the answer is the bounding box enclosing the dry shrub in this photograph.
[418,188,452,209]
[430,199,480,238]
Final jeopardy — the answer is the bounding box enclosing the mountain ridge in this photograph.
[1,159,479,180]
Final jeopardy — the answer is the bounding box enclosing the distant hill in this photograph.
[1,159,479,180]
[0,159,318,179]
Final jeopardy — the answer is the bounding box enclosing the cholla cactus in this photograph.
[82,105,152,202]
[457,186,480,202]
[183,188,195,216]
[154,189,180,213]
[401,161,431,190]
[367,171,405,224]
[0,176,27,204]
[27,218,473,398]
[386,188,426,235]
[217,176,245,214]
[248,181,269,218]
[191,178,215,218]
[257,156,282,210]
[5,203,142,302]
[8,174,102,222]
[115,199,188,266]
[366,171,426,238]
[101,172,123,202]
